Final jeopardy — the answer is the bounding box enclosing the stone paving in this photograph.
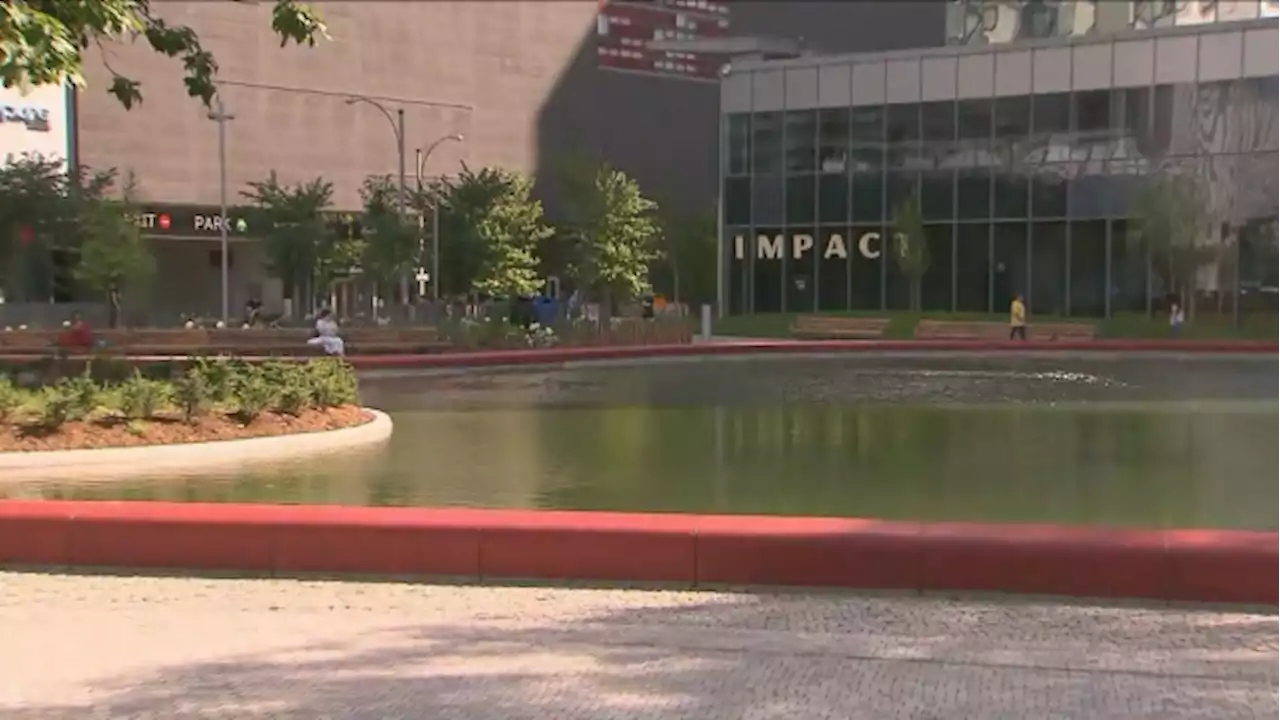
[0,572,1275,719]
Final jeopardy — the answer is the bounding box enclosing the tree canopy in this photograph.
[558,157,662,305]
[1,0,327,108]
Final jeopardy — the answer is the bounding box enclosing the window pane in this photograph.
[850,107,884,171]
[921,100,956,165]
[956,99,994,168]
[1032,92,1069,135]
[817,227,850,310]
[993,222,1027,308]
[887,171,918,216]
[1029,221,1066,315]
[1031,166,1067,217]
[786,174,816,225]
[993,170,1028,219]
[995,96,1030,140]
[786,226,817,312]
[886,103,921,169]
[752,111,783,175]
[921,169,954,221]
[958,99,992,141]
[1109,219,1147,314]
[1068,168,1111,219]
[850,172,883,222]
[956,222,990,312]
[819,108,851,173]
[752,175,783,225]
[726,225,750,314]
[727,114,751,175]
[957,169,991,220]
[1073,89,1111,134]
[752,226,783,313]
[818,173,849,224]
[1069,220,1107,317]
[724,177,751,226]
[785,111,818,172]
[923,224,953,311]
[850,225,884,310]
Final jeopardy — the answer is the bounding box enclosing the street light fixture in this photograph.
[345,96,407,307]
[207,96,235,324]
[414,133,464,301]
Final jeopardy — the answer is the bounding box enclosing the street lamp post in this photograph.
[207,96,236,324]
[414,134,464,301]
[345,97,408,308]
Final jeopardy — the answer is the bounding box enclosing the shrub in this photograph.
[305,358,360,407]
[192,356,236,404]
[230,364,274,422]
[172,368,212,423]
[274,370,313,416]
[118,370,170,420]
[58,374,101,421]
[0,377,25,421]
[34,385,77,428]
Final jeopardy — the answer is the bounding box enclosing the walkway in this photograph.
[0,572,1274,719]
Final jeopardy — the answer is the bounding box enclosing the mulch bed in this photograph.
[0,405,372,453]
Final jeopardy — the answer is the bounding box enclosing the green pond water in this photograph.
[4,353,1276,530]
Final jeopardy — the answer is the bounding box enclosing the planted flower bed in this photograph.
[0,357,368,453]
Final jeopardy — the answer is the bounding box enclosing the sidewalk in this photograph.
[1,572,1274,719]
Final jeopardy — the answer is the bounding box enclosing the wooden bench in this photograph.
[791,315,891,340]
[914,320,1098,341]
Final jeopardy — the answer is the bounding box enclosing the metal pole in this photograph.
[396,109,409,311]
[432,195,441,301]
[415,134,464,301]
[208,97,235,325]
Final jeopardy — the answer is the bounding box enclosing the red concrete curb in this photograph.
[1,501,1274,605]
[340,339,1279,369]
[0,337,1273,369]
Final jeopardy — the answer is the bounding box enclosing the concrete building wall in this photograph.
[75,1,598,211]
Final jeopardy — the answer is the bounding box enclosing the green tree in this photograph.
[655,210,717,307]
[417,165,549,298]
[559,157,662,313]
[891,189,929,311]
[0,155,115,302]
[358,174,416,303]
[1,0,326,109]
[469,172,552,298]
[74,172,155,327]
[1129,169,1216,319]
[241,172,350,313]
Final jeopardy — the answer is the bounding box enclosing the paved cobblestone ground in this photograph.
[0,572,1275,719]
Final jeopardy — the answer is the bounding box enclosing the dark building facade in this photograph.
[718,18,1279,317]
[540,1,948,216]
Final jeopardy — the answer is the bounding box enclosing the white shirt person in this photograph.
[307,309,346,356]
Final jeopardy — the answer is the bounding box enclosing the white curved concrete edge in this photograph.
[0,409,393,484]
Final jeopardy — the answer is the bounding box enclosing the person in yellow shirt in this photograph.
[1009,294,1027,340]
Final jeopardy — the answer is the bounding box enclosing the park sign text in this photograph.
[732,232,905,262]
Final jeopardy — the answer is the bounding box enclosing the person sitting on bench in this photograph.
[306,308,346,356]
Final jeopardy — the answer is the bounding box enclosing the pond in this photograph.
[5,352,1276,530]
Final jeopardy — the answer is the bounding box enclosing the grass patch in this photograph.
[715,310,1278,340]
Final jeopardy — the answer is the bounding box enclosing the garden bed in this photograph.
[0,405,370,453]
[0,357,369,453]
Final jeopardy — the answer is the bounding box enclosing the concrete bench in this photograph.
[791,315,891,340]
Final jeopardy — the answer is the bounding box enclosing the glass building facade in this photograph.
[718,18,1278,316]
